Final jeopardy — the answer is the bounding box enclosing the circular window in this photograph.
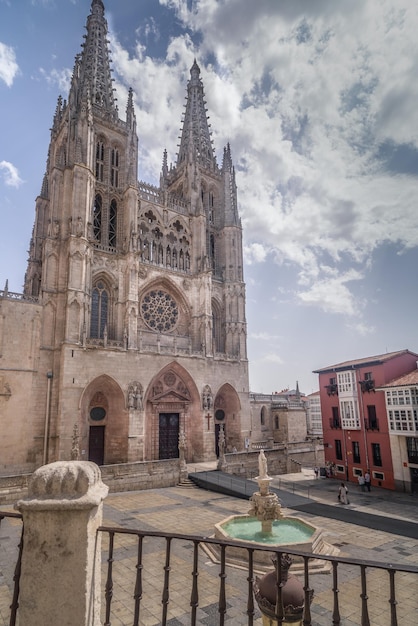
[215,409,225,421]
[90,407,106,421]
[141,289,179,332]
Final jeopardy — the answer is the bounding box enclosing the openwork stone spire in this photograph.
[177,60,216,170]
[71,0,117,114]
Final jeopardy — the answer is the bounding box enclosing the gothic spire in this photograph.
[69,0,117,115]
[221,142,238,225]
[176,60,216,171]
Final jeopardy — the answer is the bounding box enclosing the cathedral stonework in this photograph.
[0,0,250,474]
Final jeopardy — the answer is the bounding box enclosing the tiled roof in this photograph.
[378,368,418,389]
[313,350,418,374]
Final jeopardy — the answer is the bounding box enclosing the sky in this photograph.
[1,0,418,395]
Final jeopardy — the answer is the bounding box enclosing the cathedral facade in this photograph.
[0,0,250,474]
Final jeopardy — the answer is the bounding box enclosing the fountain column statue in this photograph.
[249,450,282,533]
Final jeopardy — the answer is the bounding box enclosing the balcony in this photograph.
[365,418,380,431]
[329,417,341,429]
[325,383,338,396]
[359,379,375,393]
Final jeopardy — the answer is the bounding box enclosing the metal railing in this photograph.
[98,525,418,626]
[0,512,23,626]
[2,510,418,625]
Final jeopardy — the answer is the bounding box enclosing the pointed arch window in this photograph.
[110,148,119,187]
[109,199,117,247]
[90,281,108,339]
[93,194,102,242]
[96,142,104,181]
[212,300,224,353]
[210,234,216,270]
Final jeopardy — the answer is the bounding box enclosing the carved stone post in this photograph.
[16,461,108,626]
[217,424,227,471]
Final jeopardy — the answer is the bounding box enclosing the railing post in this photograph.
[16,461,108,626]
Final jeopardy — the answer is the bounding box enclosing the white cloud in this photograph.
[0,161,23,188]
[0,42,19,87]
[297,269,364,316]
[38,67,72,93]
[261,353,284,365]
[107,0,418,323]
[250,332,281,341]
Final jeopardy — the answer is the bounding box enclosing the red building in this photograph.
[313,350,418,490]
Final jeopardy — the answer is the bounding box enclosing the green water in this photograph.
[222,518,314,545]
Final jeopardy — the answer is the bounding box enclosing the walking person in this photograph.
[364,471,371,492]
[338,482,349,505]
[358,474,366,492]
[314,466,319,479]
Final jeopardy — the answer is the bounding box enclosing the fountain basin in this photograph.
[203,513,339,575]
[220,516,315,545]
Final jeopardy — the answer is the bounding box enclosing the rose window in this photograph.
[141,290,179,332]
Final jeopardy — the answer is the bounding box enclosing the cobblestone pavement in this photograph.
[1,468,418,625]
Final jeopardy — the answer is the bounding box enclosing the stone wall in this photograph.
[0,460,181,503]
[223,449,288,477]
[100,458,181,492]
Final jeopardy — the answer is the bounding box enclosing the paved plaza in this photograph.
[1,469,418,625]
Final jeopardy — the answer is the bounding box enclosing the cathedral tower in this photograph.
[11,0,250,470]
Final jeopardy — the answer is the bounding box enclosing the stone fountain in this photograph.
[203,450,339,574]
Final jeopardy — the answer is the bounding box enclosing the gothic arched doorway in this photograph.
[214,384,241,454]
[80,375,127,465]
[144,363,201,461]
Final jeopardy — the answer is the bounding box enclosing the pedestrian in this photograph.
[364,471,371,492]
[314,466,319,479]
[338,482,349,505]
[358,474,366,492]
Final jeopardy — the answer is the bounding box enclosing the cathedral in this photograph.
[0,0,251,474]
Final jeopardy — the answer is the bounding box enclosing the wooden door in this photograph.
[159,413,179,459]
[89,425,105,465]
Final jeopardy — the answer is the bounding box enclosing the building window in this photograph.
[96,141,104,181]
[260,406,266,426]
[388,409,416,433]
[366,405,378,430]
[110,148,119,187]
[93,194,102,242]
[406,438,418,464]
[90,281,108,338]
[335,439,343,461]
[212,301,224,353]
[371,443,382,467]
[341,400,360,429]
[330,406,340,428]
[352,441,361,464]
[109,199,117,247]
[210,234,216,270]
[141,289,179,333]
[337,371,355,393]
[274,415,279,429]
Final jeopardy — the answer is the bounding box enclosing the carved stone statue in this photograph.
[134,385,143,410]
[202,385,213,410]
[127,382,143,410]
[258,449,268,479]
